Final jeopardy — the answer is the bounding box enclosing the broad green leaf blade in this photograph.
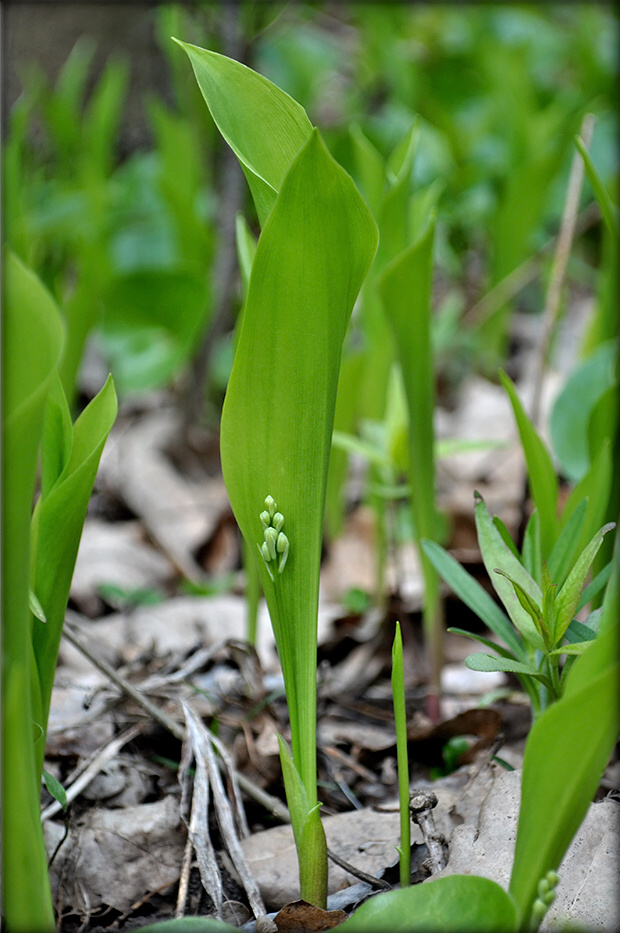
[422,539,525,659]
[550,341,618,483]
[509,590,619,921]
[2,249,63,931]
[499,370,558,556]
[30,375,117,763]
[552,522,615,644]
[465,653,551,690]
[339,874,519,933]
[474,493,545,650]
[220,129,378,800]
[173,40,312,225]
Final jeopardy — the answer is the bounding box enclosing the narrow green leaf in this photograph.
[391,622,410,888]
[575,135,619,249]
[492,515,521,560]
[547,497,587,586]
[521,509,541,584]
[422,539,524,659]
[339,874,519,932]
[576,560,611,613]
[447,627,519,660]
[563,618,598,644]
[173,40,312,225]
[465,653,551,690]
[560,438,612,557]
[499,370,558,556]
[474,493,545,651]
[552,522,615,644]
[493,569,549,648]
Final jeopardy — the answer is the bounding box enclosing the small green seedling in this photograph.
[423,492,615,717]
[391,622,410,887]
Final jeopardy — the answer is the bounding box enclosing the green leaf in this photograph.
[29,589,47,624]
[447,628,519,660]
[339,874,518,932]
[278,735,327,908]
[509,583,619,921]
[575,135,619,250]
[474,493,545,651]
[422,539,525,659]
[547,497,587,586]
[521,509,541,584]
[30,375,117,767]
[493,568,549,648]
[465,653,552,690]
[173,40,312,225]
[220,129,378,803]
[392,622,410,888]
[493,515,521,561]
[2,249,63,931]
[378,217,443,652]
[576,560,612,613]
[499,370,558,557]
[552,522,615,644]
[560,438,612,556]
[40,370,73,498]
[549,640,595,657]
[42,769,67,811]
[563,618,597,645]
[100,269,209,394]
[550,341,618,483]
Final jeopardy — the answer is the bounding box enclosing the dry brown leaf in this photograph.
[274,899,348,931]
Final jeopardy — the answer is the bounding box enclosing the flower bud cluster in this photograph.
[258,495,289,580]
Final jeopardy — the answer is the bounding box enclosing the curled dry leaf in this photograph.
[273,899,348,932]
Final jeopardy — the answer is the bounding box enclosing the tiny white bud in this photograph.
[273,512,284,532]
[265,495,277,518]
[277,533,289,573]
[260,510,270,528]
[264,526,278,560]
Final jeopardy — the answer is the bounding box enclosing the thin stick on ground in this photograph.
[529,113,597,428]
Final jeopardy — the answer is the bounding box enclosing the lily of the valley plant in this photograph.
[176,40,378,906]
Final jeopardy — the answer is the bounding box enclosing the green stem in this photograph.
[392,622,411,887]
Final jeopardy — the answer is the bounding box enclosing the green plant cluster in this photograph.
[2,5,618,933]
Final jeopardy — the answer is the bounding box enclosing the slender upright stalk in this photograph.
[392,622,411,887]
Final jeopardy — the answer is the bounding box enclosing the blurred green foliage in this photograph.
[4,4,617,407]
